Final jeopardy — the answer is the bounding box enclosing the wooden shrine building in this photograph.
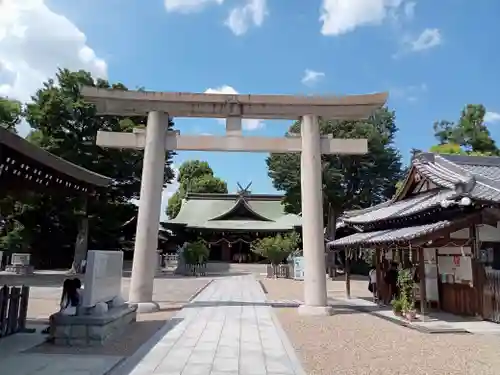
[0,127,111,269]
[162,185,302,263]
[329,152,500,322]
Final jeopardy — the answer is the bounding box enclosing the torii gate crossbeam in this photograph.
[82,87,387,316]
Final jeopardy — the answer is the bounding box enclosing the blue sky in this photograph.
[2,0,500,216]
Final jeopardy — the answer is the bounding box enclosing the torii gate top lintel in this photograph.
[81,86,388,120]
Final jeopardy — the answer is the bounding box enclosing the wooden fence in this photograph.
[0,285,30,338]
[482,269,500,323]
[266,264,292,279]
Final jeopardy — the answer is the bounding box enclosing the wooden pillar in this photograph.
[345,249,351,299]
[470,224,483,317]
[221,242,231,262]
[418,247,427,319]
[375,248,381,301]
[70,195,89,274]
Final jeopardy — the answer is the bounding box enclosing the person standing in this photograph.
[368,266,378,302]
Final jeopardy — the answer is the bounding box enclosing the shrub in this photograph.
[397,267,415,313]
[182,241,210,265]
[251,232,300,266]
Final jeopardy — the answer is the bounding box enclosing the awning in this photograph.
[328,219,460,248]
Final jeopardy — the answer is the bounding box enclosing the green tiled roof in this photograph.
[164,193,301,231]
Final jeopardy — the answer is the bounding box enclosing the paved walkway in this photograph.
[114,275,306,375]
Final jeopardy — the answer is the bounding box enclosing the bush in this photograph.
[182,241,210,265]
[391,298,403,313]
[251,232,300,265]
[397,267,415,313]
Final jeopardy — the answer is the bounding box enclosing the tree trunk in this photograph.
[68,199,89,275]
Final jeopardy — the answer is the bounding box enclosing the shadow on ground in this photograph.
[107,318,184,375]
[25,317,183,358]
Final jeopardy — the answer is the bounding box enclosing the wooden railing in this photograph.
[0,285,30,338]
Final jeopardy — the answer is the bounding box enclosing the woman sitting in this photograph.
[42,278,82,336]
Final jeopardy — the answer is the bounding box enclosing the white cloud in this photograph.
[301,69,325,86]
[0,0,107,135]
[410,28,442,51]
[225,0,268,36]
[320,0,406,36]
[204,85,264,130]
[391,83,427,102]
[164,0,224,13]
[403,2,416,19]
[485,111,500,124]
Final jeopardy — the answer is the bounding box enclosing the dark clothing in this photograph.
[384,269,399,300]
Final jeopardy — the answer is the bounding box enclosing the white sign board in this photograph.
[11,253,30,266]
[82,250,123,307]
[294,256,305,280]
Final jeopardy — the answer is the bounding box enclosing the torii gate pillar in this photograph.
[82,87,387,315]
[128,111,167,312]
[298,114,330,315]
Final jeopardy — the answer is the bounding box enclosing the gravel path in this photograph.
[263,278,500,375]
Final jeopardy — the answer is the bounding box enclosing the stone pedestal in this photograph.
[51,305,137,346]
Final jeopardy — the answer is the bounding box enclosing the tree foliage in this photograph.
[167,160,227,219]
[432,104,498,156]
[0,97,22,133]
[251,232,300,265]
[266,108,404,216]
[0,69,176,269]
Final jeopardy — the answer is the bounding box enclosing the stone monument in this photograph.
[5,253,34,275]
[50,250,137,346]
[174,242,188,275]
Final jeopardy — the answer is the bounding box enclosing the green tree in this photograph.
[167,160,227,219]
[251,232,300,265]
[267,108,404,224]
[0,97,22,133]
[15,68,175,271]
[432,104,498,156]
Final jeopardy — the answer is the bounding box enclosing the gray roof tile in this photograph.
[343,189,456,225]
[328,220,456,248]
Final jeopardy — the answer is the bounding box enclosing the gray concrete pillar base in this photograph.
[298,304,333,316]
[130,301,160,314]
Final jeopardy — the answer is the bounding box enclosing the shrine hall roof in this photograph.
[163,193,301,231]
[0,127,111,189]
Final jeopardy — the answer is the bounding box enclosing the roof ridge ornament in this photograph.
[237,181,252,196]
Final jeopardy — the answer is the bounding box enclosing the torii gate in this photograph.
[82,87,387,316]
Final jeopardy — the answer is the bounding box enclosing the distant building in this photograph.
[162,190,301,263]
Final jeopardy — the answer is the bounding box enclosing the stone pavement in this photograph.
[112,275,306,375]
